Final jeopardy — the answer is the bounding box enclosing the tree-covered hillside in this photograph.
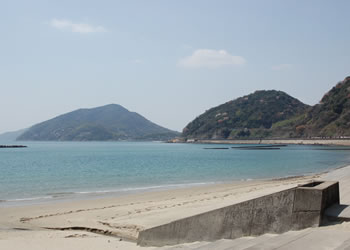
[17,104,179,141]
[293,76,350,137]
[183,90,309,139]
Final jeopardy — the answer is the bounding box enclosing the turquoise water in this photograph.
[0,142,350,205]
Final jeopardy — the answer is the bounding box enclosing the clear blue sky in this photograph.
[1,0,349,133]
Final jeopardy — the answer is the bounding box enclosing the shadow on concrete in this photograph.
[323,204,350,225]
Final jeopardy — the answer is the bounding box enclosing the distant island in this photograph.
[16,104,179,141]
[5,76,350,142]
[182,76,350,140]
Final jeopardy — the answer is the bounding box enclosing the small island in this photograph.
[0,145,27,148]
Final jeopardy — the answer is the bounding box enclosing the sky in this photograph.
[1,0,350,133]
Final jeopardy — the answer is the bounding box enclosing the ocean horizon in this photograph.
[1,141,350,206]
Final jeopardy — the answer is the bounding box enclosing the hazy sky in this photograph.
[1,0,350,133]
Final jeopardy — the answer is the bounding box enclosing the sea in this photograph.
[1,141,350,206]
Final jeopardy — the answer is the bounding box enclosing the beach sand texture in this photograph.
[1,166,350,250]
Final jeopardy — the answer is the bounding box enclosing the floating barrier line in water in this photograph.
[203,147,229,150]
[235,147,281,150]
[231,144,287,149]
[204,146,281,150]
[0,145,27,148]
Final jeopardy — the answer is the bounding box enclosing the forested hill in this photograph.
[288,76,350,138]
[17,104,179,141]
[182,90,309,139]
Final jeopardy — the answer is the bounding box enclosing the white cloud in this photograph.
[271,64,293,71]
[50,19,107,33]
[178,49,246,69]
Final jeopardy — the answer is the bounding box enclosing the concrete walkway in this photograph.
[323,166,350,204]
[323,166,350,222]
[160,225,350,250]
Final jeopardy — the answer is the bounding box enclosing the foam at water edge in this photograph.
[0,182,218,206]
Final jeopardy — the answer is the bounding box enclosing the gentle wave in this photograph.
[5,196,53,202]
[74,182,217,195]
[46,192,75,198]
[1,142,350,207]
[1,182,218,204]
[240,178,253,181]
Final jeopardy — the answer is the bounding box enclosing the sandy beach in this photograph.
[2,163,350,250]
[1,167,337,250]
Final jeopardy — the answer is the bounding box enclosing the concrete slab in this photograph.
[276,229,350,250]
[220,234,276,250]
[192,237,254,250]
[244,229,311,250]
[163,241,209,250]
[335,238,350,250]
[162,227,350,250]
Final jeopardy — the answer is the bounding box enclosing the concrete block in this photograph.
[291,211,320,229]
[321,181,340,212]
[293,188,322,212]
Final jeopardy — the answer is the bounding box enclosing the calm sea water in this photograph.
[1,141,350,206]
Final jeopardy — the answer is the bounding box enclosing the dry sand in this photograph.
[0,170,328,250]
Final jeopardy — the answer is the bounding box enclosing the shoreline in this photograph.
[187,138,350,146]
[0,171,332,208]
[0,181,220,208]
[0,170,330,249]
[1,164,349,249]
[2,161,348,208]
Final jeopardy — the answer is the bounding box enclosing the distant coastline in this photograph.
[182,138,350,146]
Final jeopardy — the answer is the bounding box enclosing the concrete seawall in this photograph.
[137,181,339,247]
[194,139,350,146]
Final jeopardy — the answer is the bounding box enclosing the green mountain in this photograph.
[284,76,350,138]
[183,90,309,139]
[17,104,179,141]
[183,76,350,140]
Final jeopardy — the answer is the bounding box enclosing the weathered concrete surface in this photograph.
[138,181,339,247]
[294,181,340,216]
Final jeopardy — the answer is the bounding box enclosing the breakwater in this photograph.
[0,145,27,148]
